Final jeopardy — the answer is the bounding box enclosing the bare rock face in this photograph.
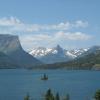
[0,34,22,54]
[0,34,41,68]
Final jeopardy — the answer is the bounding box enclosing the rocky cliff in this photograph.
[0,34,42,68]
[0,34,22,54]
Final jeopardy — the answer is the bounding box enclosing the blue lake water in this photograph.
[0,69,100,100]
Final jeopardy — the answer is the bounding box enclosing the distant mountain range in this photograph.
[0,34,42,69]
[34,46,100,70]
[0,34,100,70]
[29,45,89,64]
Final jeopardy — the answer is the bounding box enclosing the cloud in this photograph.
[0,17,89,33]
[74,20,88,28]
[0,16,91,50]
[19,31,92,50]
[0,16,21,26]
[56,31,91,40]
[19,34,52,50]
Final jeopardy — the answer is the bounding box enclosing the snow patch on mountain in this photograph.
[29,45,89,59]
[66,51,77,58]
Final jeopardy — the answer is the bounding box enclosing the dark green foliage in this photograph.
[45,89,55,100]
[24,90,70,100]
[94,89,100,100]
[24,93,30,100]
[55,92,60,100]
[44,89,70,100]
[64,94,70,100]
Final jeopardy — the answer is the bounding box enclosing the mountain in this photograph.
[61,47,100,70]
[81,45,100,56]
[30,45,88,64]
[0,34,42,69]
[37,46,100,70]
[0,52,19,68]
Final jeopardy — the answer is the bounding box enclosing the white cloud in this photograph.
[56,31,91,40]
[74,20,88,28]
[0,17,89,33]
[19,31,92,50]
[0,16,21,26]
[0,16,91,50]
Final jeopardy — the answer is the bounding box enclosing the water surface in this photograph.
[0,69,100,100]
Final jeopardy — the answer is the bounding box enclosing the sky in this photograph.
[0,0,100,50]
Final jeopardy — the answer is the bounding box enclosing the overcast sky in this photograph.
[0,0,100,50]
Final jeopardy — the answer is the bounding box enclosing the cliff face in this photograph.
[0,34,42,68]
[0,34,22,54]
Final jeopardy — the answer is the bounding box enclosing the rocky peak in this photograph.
[55,45,62,50]
[53,45,64,54]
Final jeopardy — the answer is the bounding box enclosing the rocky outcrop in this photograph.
[0,34,22,54]
[0,34,42,68]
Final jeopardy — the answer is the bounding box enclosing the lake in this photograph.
[0,69,100,100]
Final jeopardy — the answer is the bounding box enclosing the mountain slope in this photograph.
[0,34,42,68]
[0,52,19,68]
[34,46,100,70]
[61,49,100,69]
[8,49,42,68]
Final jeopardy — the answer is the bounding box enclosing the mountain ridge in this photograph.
[29,45,88,64]
[33,46,100,70]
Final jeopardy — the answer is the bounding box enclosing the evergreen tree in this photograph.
[45,89,54,100]
[55,92,60,100]
[94,89,100,100]
[24,93,30,100]
[63,94,70,100]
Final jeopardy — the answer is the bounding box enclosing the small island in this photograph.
[41,73,48,80]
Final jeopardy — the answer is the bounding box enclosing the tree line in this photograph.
[24,89,100,100]
[24,88,70,100]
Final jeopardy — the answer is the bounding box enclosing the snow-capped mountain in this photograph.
[29,45,89,64]
[30,45,73,58]
[78,46,100,58]
[67,48,89,57]
[29,47,48,58]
